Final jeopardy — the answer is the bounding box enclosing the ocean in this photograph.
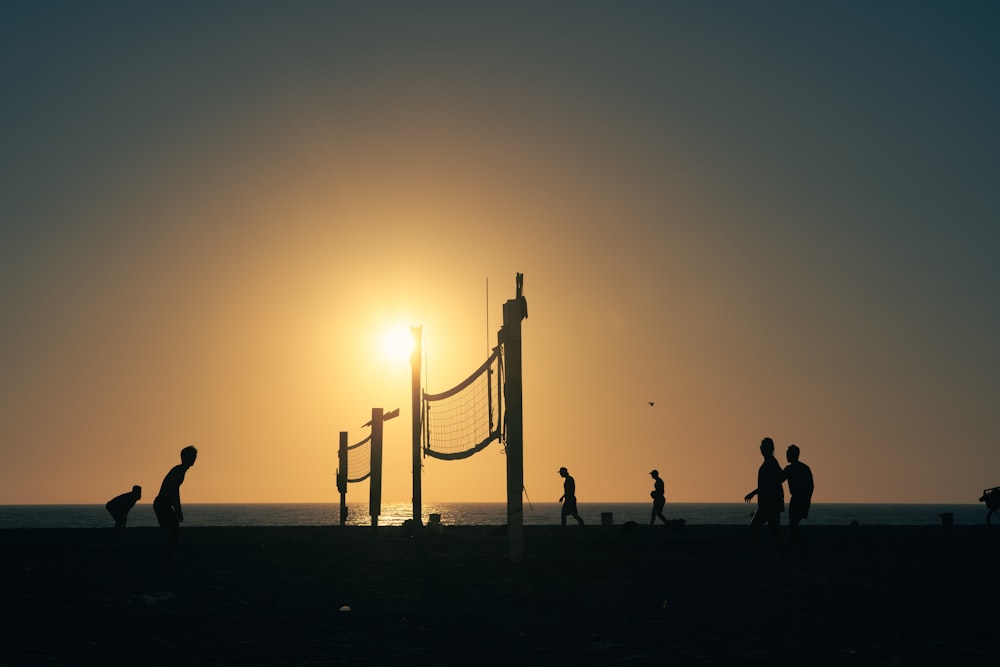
[0,502,988,529]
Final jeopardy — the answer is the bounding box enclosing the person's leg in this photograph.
[163,525,180,561]
[788,513,805,553]
[155,501,180,561]
[768,513,783,554]
[749,509,765,553]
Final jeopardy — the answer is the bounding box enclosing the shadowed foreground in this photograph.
[1,524,997,666]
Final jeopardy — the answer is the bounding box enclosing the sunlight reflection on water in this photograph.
[0,502,988,529]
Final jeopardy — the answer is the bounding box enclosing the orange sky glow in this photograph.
[2,3,998,507]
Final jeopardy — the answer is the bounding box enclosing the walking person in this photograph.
[744,437,784,555]
[154,445,198,562]
[649,469,668,525]
[784,444,814,552]
[558,467,584,527]
[105,485,141,536]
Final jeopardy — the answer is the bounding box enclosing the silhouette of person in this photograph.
[744,437,784,554]
[784,444,814,551]
[649,469,667,525]
[558,467,584,527]
[154,445,197,561]
[106,485,141,536]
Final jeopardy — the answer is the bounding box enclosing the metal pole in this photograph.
[411,325,423,527]
[370,408,383,528]
[338,431,348,526]
[503,273,528,563]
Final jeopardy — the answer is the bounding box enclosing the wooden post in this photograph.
[410,325,423,527]
[502,273,528,562]
[337,431,348,526]
[370,407,383,528]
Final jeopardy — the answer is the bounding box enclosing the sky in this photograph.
[2,1,998,507]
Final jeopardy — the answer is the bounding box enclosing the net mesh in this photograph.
[423,346,503,460]
[346,434,372,483]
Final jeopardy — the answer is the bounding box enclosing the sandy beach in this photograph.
[1,523,997,666]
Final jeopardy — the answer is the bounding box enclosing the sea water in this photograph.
[0,502,987,529]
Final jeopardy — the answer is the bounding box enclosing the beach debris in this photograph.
[339,605,351,612]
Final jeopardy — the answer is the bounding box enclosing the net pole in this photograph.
[338,431,348,526]
[410,325,423,528]
[503,273,528,563]
[370,408,384,528]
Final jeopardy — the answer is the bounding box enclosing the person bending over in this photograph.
[154,445,197,561]
[106,485,141,536]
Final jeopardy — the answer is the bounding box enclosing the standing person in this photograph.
[105,485,141,536]
[649,469,668,525]
[784,444,814,552]
[558,467,584,527]
[154,445,198,561]
[744,437,784,554]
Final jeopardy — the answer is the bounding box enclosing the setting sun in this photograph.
[378,326,415,363]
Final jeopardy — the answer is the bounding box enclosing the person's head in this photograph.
[649,469,659,479]
[180,445,198,466]
[760,437,774,457]
[558,466,568,478]
[786,444,800,463]
[132,485,142,498]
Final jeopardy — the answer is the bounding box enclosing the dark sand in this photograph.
[1,523,997,666]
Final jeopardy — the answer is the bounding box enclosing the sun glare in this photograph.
[378,326,415,363]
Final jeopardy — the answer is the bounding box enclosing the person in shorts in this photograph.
[649,469,667,526]
[784,444,814,551]
[106,485,141,536]
[558,467,584,528]
[154,445,197,561]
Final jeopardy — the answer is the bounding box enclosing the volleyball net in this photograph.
[344,433,372,483]
[422,345,504,461]
[337,432,372,498]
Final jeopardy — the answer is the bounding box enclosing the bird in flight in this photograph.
[648,401,655,406]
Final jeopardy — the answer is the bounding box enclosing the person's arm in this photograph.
[174,475,184,522]
[744,488,758,503]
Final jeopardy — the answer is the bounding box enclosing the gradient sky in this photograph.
[2,2,998,506]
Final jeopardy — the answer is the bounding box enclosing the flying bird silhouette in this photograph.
[648,401,655,406]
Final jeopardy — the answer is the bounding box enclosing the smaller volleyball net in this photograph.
[337,433,372,494]
[422,346,503,461]
[345,434,372,483]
